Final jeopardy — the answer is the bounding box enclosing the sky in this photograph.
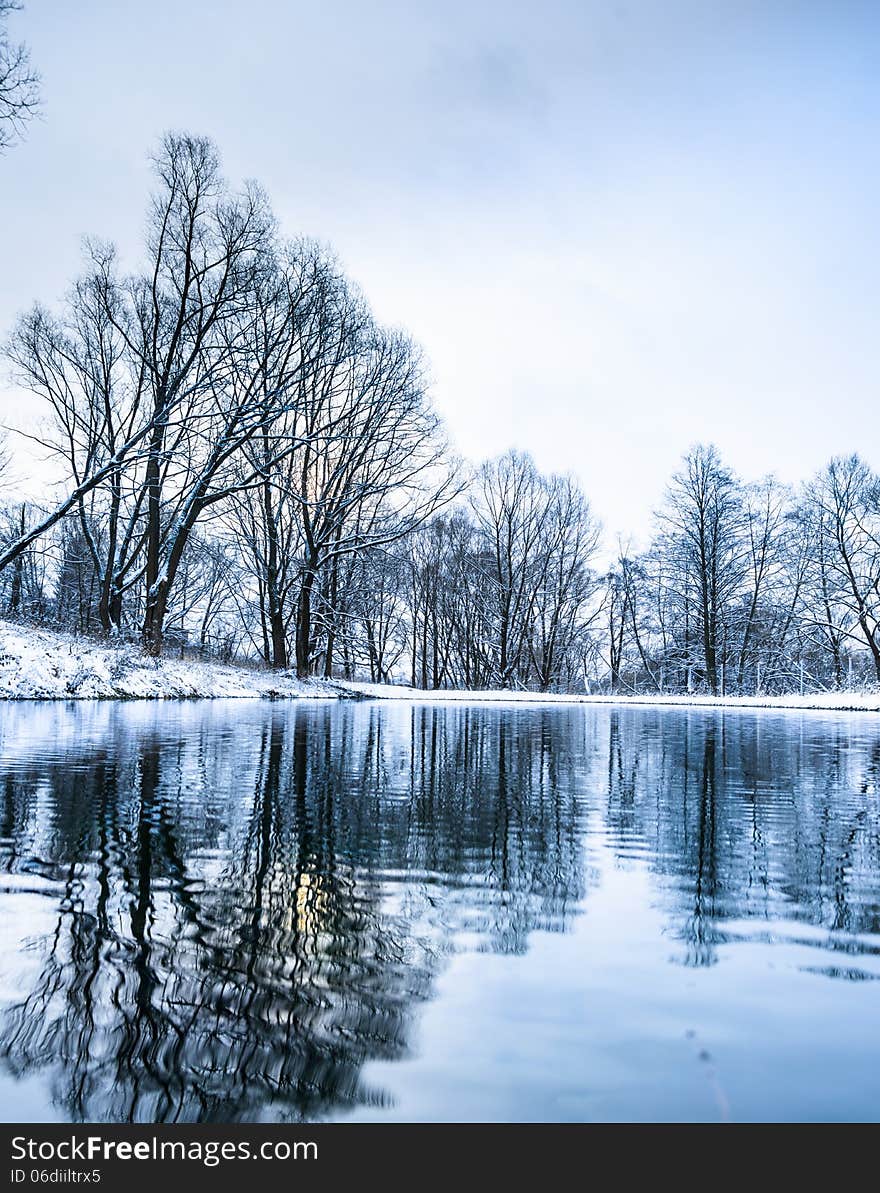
[1,0,878,546]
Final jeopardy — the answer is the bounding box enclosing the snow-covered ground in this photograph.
[332,680,880,713]
[0,621,333,700]
[1,620,879,710]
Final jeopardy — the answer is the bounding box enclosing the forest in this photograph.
[2,135,880,696]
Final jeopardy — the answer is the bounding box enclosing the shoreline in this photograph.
[329,681,880,713]
[2,621,879,712]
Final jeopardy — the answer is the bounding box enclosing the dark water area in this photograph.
[0,699,878,1123]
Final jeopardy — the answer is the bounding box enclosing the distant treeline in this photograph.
[1,136,879,694]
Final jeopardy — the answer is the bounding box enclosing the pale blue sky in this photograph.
[1,0,878,542]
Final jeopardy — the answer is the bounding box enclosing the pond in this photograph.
[0,699,878,1122]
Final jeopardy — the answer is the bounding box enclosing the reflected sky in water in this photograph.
[0,700,878,1122]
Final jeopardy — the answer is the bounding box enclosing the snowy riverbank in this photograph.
[332,680,880,713]
[1,621,879,710]
[0,621,333,700]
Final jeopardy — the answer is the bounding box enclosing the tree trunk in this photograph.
[142,580,168,657]
[323,556,339,679]
[6,505,26,616]
[141,399,166,655]
[269,611,288,671]
[261,471,288,669]
[295,566,316,679]
[97,468,123,635]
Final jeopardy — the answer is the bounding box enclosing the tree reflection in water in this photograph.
[0,702,589,1121]
[603,709,880,966]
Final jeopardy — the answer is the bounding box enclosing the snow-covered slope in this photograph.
[0,621,333,700]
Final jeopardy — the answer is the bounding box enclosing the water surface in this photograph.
[0,700,878,1122]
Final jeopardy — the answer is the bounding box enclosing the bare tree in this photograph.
[227,242,342,670]
[115,135,273,654]
[472,451,553,689]
[805,455,880,683]
[404,509,495,690]
[0,500,43,617]
[603,546,666,694]
[656,445,745,695]
[788,495,847,688]
[406,516,460,689]
[0,139,270,609]
[3,137,325,657]
[734,476,789,691]
[400,464,600,693]
[527,474,600,691]
[0,431,12,497]
[286,308,457,678]
[8,257,144,632]
[0,1,39,151]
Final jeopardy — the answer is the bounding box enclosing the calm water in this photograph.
[0,699,878,1123]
